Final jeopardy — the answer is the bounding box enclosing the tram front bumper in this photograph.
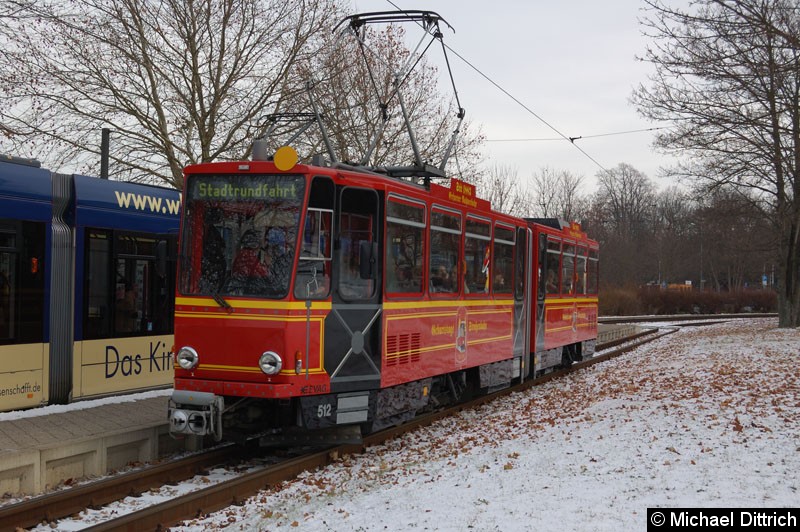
[168,390,224,440]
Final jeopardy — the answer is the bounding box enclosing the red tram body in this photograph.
[168,154,598,443]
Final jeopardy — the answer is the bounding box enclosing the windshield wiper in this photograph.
[212,291,234,313]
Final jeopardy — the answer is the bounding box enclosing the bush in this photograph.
[599,287,777,316]
[598,287,643,316]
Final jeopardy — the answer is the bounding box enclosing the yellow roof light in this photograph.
[274,146,298,171]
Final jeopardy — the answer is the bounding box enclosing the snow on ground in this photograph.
[174,318,799,531]
[28,464,257,532]
[0,388,172,422]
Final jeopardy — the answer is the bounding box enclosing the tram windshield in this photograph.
[179,174,306,299]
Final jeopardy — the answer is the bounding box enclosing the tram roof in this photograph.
[73,174,181,234]
[0,158,54,221]
[183,160,505,217]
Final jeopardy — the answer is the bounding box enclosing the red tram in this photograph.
[168,147,599,444]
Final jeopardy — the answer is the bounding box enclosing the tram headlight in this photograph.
[177,346,199,370]
[259,351,283,375]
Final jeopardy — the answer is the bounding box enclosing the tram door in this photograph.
[512,227,528,375]
[534,232,548,352]
[324,186,382,393]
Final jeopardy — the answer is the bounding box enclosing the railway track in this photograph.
[598,312,776,324]
[0,446,254,531]
[6,322,689,531]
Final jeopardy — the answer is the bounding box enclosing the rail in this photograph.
[0,446,241,530]
[598,312,776,324]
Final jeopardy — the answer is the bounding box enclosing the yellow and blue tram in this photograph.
[0,154,181,412]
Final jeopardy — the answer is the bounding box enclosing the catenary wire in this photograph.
[487,126,671,142]
[382,0,610,173]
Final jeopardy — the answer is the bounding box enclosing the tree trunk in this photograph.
[777,224,800,327]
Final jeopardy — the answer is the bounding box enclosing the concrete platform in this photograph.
[0,395,183,495]
[597,323,641,344]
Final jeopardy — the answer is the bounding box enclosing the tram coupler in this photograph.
[168,390,224,441]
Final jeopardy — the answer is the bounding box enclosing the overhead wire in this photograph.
[439,43,610,173]
[379,0,669,174]
[487,126,671,143]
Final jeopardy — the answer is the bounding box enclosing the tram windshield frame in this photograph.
[179,173,306,299]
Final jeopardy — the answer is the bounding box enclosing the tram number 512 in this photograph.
[317,403,332,418]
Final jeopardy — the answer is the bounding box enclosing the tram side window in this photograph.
[429,209,460,295]
[576,247,588,295]
[514,227,526,301]
[338,187,378,300]
[0,231,15,343]
[85,231,176,339]
[114,258,143,335]
[465,218,491,295]
[295,175,335,300]
[0,222,46,345]
[587,249,599,294]
[386,199,425,295]
[295,208,332,299]
[562,243,576,295]
[492,225,514,295]
[337,212,371,299]
[545,239,560,295]
[85,231,112,338]
[0,250,12,342]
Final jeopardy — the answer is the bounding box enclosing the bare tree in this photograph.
[284,22,485,182]
[694,187,775,291]
[595,163,656,239]
[472,163,527,217]
[633,0,800,326]
[584,163,657,286]
[528,166,587,220]
[651,186,695,286]
[0,0,343,188]
[0,0,35,138]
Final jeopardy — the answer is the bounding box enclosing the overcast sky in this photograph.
[349,0,683,192]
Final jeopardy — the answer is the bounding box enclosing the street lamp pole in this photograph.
[100,128,110,179]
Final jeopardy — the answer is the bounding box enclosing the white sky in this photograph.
[349,0,684,192]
